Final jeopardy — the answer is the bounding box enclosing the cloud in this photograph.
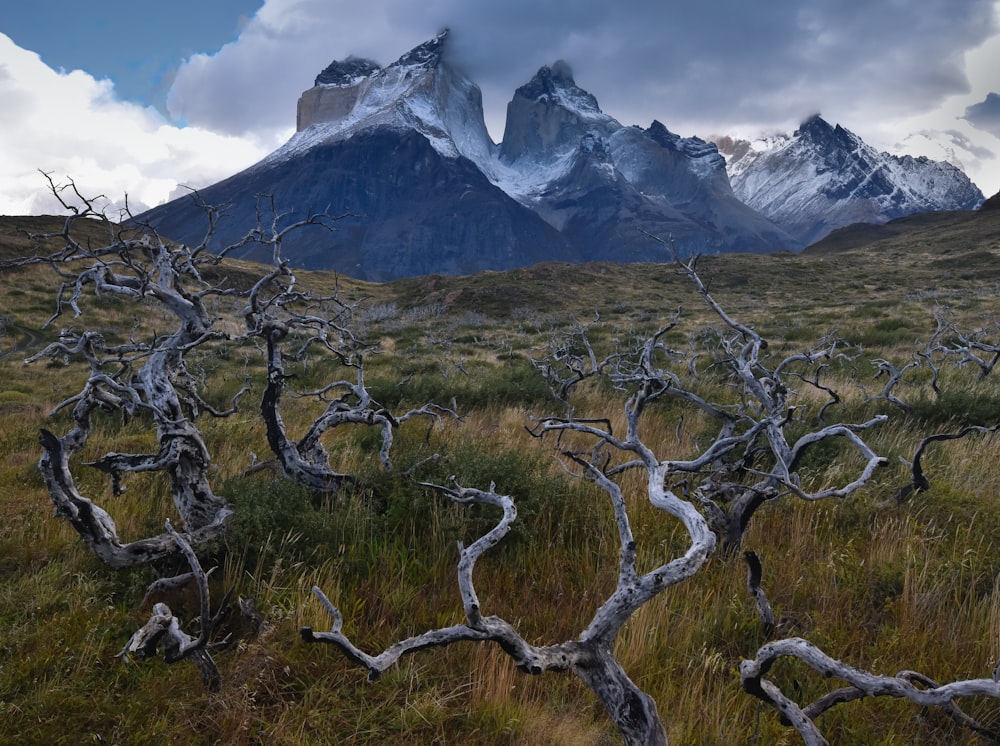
[0,33,272,215]
[964,92,1000,137]
[941,128,997,161]
[165,0,1000,141]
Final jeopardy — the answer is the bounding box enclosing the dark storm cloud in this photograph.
[964,92,1000,137]
[167,0,999,140]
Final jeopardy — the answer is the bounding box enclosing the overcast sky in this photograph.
[2,0,999,215]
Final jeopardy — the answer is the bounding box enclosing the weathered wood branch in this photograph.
[740,637,1000,743]
[301,476,674,745]
[245,263,456,492]
[21,185,254,566]
[895,424,1000,501]
[744,550,775,637]
[118,521,231,690]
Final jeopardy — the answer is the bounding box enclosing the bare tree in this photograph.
[301,252,888,744]
[19,177,246,567]
[741,637,1000,744]
[241,258,455,492]
[16,181,357,569]
[929,311,1000,382]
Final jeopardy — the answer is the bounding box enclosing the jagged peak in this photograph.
[796,113,833,136]
[390,29,450,69]
[517,61,601,113]
[314,56,381,87]
[646,120,680,146]
[794,114,862,151]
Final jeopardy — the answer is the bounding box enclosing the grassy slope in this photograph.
[1,216,1000,744]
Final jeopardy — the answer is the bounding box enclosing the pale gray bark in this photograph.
[118,521,232,690]
[242,262,455,492]
[741,637,1000,743]
[302,479,678,744]
[22,185,237,565]
[19,182,349,565]
[302,248,890,743]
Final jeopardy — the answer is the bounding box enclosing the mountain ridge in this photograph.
[137,34,979,280]
[714,115,984,245]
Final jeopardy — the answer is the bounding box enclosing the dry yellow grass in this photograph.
[2,215,1000,744]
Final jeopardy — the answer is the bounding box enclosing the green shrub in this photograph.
[909,388,1000,427]
[220,476,361,568]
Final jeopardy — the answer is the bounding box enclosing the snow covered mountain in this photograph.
[140,32,573,280]
[715,116,984,246]
[494,63,795,261]
[139,34,976,280]
[139,32,799,279]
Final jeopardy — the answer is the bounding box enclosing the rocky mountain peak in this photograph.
[390,28,449,69]
[499,61,612,164]
[291,28,493,165]
[717,117,984,245]
[314,56,381,87]
[140,33,980,282]
[795,114,857,152]
[645,120,679,146]
[796,113,832,136]
[516,60,601,113]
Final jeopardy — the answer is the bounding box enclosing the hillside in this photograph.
[2,213,1000,744]
[804,201,1000,256]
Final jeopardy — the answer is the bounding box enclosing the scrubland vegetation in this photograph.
[2,213,1000,744]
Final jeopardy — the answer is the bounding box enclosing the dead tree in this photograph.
[741,637,1000,744]
[21,178,242,567]
[241,260,455,492]
[536,258,885,553]
[118,520,233,690]
[849,308,1000,501]
[928,311,1000,382]
[18,181,347,566]
[301,254,887,745]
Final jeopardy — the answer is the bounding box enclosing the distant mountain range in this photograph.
[138,31,984,281]
[713,117,984,246]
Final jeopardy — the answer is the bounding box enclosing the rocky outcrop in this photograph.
[717,116,985,245]
[141,35,975,280]
[497,65,797,258]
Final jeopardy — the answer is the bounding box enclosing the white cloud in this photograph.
[3,0,1000,214]
[166,0,433,137]
[0,33,278,216]
[161,0,1000,197]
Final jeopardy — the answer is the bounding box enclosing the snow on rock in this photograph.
[281,29,496,168]
[714,116,984,245]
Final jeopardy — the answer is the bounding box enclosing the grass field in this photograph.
[2,214,1000,744]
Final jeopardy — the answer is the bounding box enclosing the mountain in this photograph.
[714,116,984,246]
[138,32,797,280]
[493,63,797,261]
[139,32,573,281]
[140,36,978,280]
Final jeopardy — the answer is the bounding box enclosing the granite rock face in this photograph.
[141,35,974,279]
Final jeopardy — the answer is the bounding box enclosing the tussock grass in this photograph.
[3,220,1000,743]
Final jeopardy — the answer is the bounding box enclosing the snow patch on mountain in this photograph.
[714,116,984,245]
[263,29,496,170]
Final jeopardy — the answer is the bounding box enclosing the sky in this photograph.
[2,0,999,216]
